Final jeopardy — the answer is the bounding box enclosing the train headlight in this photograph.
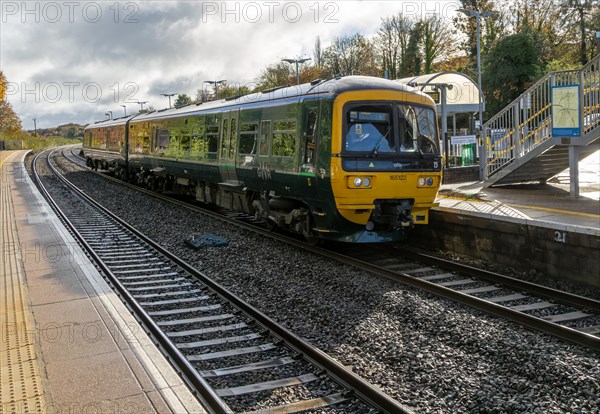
[418,176,436,188]
[347,176,373,189]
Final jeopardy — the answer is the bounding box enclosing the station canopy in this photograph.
[395,71,480,114]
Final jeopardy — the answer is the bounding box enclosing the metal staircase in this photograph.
[481,54,600,187]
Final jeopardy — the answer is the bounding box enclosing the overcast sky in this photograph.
[1,0,460,129]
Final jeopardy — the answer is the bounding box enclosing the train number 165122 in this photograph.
[390,174,407,181]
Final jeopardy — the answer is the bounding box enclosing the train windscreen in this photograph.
[344,103,439,155]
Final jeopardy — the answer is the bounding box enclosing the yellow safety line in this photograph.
[438,194,600,219]
[504,202,600,219]
[0,150,20,168]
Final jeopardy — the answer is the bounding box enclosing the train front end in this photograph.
[328,88,442,243]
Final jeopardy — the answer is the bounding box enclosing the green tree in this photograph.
[401,23,423,76]
[313,36,324,68]
[174,93,193,107]
[420,15,458,73]
[256,61,293,89]
[482,31,542,115]
[508,0,562,65]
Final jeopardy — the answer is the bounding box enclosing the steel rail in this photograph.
[64,147,600,352]
[51,148,415,413]
[329,249,600,352]
[33,149,227,413]
[395,247,600,312]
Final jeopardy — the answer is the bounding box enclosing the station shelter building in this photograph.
[395,72,481,168]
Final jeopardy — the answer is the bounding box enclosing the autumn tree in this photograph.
[421,15,459,74]
[375,13,413,79]
[322,34,379,77]
[0,71,22,138]
[453,0,506,76]
[561,0,596,65]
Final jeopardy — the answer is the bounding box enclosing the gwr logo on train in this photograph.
[257,164,272,180]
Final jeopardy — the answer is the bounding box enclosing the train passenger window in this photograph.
[228,117,238,159]
[303,108,318,165]
[206,124,219,155]
[272,120,296,157]
[157,129,170,150]
[220,119,229,158]
[258,120,271,157]
[180,135,191,154]
[239,123,258,155]
[191,123,205,157]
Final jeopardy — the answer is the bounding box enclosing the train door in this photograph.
[218,109,240,184]
[300,100,320,199]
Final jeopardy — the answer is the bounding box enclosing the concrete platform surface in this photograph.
[1,150,206,413]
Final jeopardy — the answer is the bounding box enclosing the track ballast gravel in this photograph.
[33,151,600,413]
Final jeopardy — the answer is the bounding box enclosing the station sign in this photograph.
[450,135,477,145]
[551,84,580,138]
[425,90,440,103]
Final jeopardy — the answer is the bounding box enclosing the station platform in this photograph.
[436,150,600,233]
[0,151,206,413]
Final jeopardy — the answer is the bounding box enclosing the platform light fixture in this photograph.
[458,8,497,132]
[137,100,148,112]
[161,93,176,108]
[282,57,311,85]
[204,80,227,100]
[121,105,127,116]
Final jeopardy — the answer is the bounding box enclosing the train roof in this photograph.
[86,76,428,129]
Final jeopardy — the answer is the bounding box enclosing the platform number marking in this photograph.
[554,231,567,243]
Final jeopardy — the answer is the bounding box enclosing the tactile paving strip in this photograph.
[1,156,47,411]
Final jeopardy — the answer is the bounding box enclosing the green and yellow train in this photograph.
[83,76,442,243]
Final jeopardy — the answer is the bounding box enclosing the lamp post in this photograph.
[204,80,226,100]
[105,111,113,120]
[458,8,496,132]
[282,57,311,85]
[121,105,127,116]
[137,101,148,112]
[161,93,176,108]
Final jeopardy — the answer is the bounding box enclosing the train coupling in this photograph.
[366,199,414,231]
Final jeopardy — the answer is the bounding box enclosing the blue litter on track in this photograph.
[185,234,229,249]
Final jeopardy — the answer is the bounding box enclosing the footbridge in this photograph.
[481,53,600,195]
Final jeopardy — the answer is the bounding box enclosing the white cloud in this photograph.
[0,0,460,129]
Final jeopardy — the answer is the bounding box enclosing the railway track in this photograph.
[329,244,600,351]
[63,146,600,351]
[35,148,413,413]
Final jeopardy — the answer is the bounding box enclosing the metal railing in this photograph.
[482,54,600,179]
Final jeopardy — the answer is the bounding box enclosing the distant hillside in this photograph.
[28,123,87,138]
